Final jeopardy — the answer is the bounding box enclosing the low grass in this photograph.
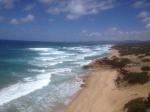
[141,66,150,71]
[123,72,149,84]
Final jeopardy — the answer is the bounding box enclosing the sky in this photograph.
[0,0,150,42]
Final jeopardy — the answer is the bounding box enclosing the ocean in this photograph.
[0,40,111,112]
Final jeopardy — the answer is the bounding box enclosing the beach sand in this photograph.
[65,50,150,112]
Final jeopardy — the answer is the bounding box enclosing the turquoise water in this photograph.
[0,40,111,112]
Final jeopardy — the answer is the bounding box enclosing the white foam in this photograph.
[74,61,90,66]
[39,53,52,55]
[29,60,63,67]
[0,73,51,106]
[34,57,57,61]
[28,69,46,73]
[50,51,65,55]
[66,47,92,53]
[55,78,83,105]
[48,61,63,66]
[28,48,55,52]
[51,68,72,75]
[40,51,65,55]
[74,52,98,60]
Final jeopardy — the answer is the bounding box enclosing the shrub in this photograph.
[141,66,150,71]
[145,93,150,108]
[110,58,131,69]
[124,98,147,112]
[124,72,149,84]
[142,59,150,62]
[138,55,145,58]
[120,58,131,64]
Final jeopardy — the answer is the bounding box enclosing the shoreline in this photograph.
[65,47,150,112]
[65,49,119,112]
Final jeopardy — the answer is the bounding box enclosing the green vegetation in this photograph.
[104,57,131,69]
[125,93,150,112]
[120,58,131,64]
[114,43,150,56]
[113,42,150,85]
[142,58,150,62]
[83,57,131,70]
[141,66,150,71]
[138,55,145,58]
[145,93,150,108]
[124,98,147,112]
[123,72,149,84]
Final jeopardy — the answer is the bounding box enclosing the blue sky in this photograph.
[0,0,150,42]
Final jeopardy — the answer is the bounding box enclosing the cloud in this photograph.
[10,14,35,25]
[49,18,55,22]
[89,32,102,37]
[0,16,10,24]
[66,0,87,19]
[137,11,149,18]
[137,11,150,29]
[132,0,150,9]
[82,30,87,33]
[21,14,34,23]
[0,0,19,9]
[45,0,117,20]
[82,27,150,41]
[0,16,5,22]
[82,30,102,37]
[39,0,53,4]
[146,23,150,29]
[47,7,64,14]
[10,18,19,24]
[142,17,150,23]
[24,3,36,11]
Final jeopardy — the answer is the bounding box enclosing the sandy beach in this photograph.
[65,49,150,112]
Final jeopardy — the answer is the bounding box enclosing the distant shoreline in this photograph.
[1,39,149,45]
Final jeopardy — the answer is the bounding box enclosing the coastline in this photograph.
[0,43,112,112]
[65,49,119,112]
[65,47,150,112]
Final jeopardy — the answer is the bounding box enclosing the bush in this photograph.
[110,58,131,69]
[138,55,145,58]
[145,93,150,108]
[125,94,150,112]
[142,59,150,62]
[124,72,149,84]
[141,66,150,71]
[121,58,131,64]
[124,98,147,112]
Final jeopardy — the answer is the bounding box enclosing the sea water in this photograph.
[0,40,112,112]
